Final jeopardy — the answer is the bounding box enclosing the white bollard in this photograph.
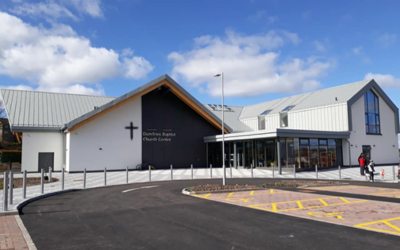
[339,165,341,180]
[49,167,52,183]
[9,171,13,205]
[393,165,396,181]
[251,164,253,178]
[104,168,107,186]
[293,164,296,179]
[83,168,86,189]
[272,164,275,178]
[315,165,318,179]
[62,168,65,190]
[230,164,232,178]
[210,164,212,179]
[191,164,193,180]
[23,170,27,199]
[171,164,173,180]
[3,171,8,211]
[149,165,151,182]
[41,169,44,194]
[126,166,129,184]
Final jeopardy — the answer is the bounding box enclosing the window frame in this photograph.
[364,89,381,135]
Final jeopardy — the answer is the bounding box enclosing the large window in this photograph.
[364,90,380,134]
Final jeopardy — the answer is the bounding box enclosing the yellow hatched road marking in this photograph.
[354,217,400,235]
[192,193,211,198]
[339,197,350,203]
[270,189,274,194]
[319,199,328,206]
[384,222,400,232]
[248,197,367,212]
[227,192,233,197]
[250,191,254,195]
[297,201,304,209]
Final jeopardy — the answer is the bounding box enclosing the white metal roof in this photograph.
[239,79,372,119]
[0,89,115,131]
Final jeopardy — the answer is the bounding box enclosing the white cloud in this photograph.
[247,10,266,21]
[0,11,154,95]
[168,30,330,97]
[365,73,400,88]
[378,33,397,47]
[314,41,326,52]
[9,0,103,20]
[69,0,103,18]
[124,56,155,80]
[352,46,362,55]
[10,2,79,21]
[267,16,278,24]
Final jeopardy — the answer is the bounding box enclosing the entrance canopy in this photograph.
[204,128,350,143]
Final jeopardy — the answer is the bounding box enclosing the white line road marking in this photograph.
[122,185,160,193]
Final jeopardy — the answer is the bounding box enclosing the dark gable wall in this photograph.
[142,87,220,169]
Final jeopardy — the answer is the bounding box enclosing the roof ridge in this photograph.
[0,88,117,98]
[241,79,372,110]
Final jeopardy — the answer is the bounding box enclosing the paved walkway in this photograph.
[1,165,398,212]
[194,185,400,236]
[0,216,29,250]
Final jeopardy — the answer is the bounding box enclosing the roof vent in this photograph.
[335,97,338,101]
[94,106,99,110]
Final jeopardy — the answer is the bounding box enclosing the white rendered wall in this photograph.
[67,98,142,172]
[344,91,398,166]
[21,132,64,172]
[288,104,348,131]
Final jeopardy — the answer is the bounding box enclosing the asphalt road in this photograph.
[20,179,400,250]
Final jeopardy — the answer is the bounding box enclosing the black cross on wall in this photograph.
[125,122,138,140]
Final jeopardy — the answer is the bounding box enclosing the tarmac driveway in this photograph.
[19,179,400,250]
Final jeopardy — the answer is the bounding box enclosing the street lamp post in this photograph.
[214,72,226,185]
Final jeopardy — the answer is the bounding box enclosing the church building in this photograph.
[1,75,398,172]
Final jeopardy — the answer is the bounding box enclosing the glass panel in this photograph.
[368,125,376,134]
[300,145,310,168]
[265,140,276,167]
[319,139,327,145]
[365,114,368,124]
[366,125,369,133]
[319,146,328,167]
[236,141,244,167]
[376,126,380,134]
[328,145,337,167]
[376,115,380,125]
[310,145,319,168]
[328,139,336,146]
[368,114,376,125]
[255,140,266,167]
[294,138,300,168]
[244,141,253,167]
[336,139,343,167]
[368,91,375,113]
[310,139,318,146]
[286,138,295,167]
[279,139,287,167]
[300,139,309,145]
[374,96,379,114]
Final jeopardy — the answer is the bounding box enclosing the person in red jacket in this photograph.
[358,153,366,176]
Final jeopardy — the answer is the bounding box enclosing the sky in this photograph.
[0,0,399,110]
